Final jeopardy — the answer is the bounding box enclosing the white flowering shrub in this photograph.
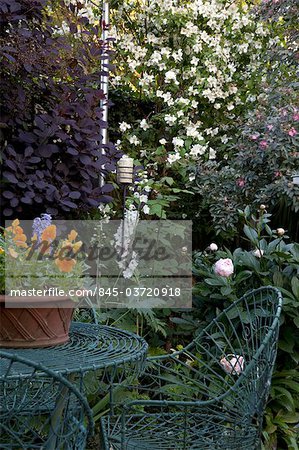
[106,0,272,216]
[110,0,270,164]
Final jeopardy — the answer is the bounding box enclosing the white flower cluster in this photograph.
[63,0,99,23]
[114,209,140,279]
[111,0,269,165]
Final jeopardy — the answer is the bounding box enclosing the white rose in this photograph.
[209,243,218,251]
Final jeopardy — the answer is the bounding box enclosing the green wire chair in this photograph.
[0,351,94,449]
[101,286,283,450]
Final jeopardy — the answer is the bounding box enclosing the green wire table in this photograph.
[1,322,148,380]
[0,322,148,449]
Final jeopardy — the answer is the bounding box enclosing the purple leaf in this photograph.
[21,197,33,204]
[25,147,34,157]
[61,200,77,208]
[10,198,19,207]
[2,191,14,199]
[67,147,79,155]
[39,144,59,157]
[69,191,81,199]
[101,184,114,193]
[3,172,18,183]
[3,208,13,216]
[5,160,17,170]
[80,154,92,165]
[28,157,41,163]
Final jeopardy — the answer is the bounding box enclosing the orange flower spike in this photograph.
[8,247,18,258]
[11,219,20,228]
[13,233,27,243]
[55,258,76,273]
[14,226,25,235]
[13,233,28,248]
[68,230,78,242]
[41,225,56,242]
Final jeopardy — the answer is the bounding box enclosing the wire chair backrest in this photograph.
[118,287,282,411]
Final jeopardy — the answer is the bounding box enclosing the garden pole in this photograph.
[100,1,110,187]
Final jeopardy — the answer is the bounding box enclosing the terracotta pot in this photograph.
[0,295,75,348]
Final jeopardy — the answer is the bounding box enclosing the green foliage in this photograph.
[193,207,299,449]
[191,88,299,240]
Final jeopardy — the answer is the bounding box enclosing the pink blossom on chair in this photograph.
[220,355,245,375]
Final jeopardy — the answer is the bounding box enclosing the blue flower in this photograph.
[32,214,52,243]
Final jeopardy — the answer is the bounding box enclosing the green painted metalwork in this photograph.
[0,350,93,449]
[0,323,148,380]
[101,286,283,450]
[0,323,148,449]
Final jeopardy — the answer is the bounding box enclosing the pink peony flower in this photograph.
[274,171,282,177]
[214,258,234,277]
[293,114,299,122]
[259,140,268,149]
[250,134,259,141]
[220,355,245,375]
[288,127,297,137]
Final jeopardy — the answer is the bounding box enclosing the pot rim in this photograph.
[0,294,75,307]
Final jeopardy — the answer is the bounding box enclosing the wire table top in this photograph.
[0,322,148,381]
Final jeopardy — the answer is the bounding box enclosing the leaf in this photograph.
[204,277,226,286]
[234,270,252,284]
[2,191,14,199]
[273,271,284,287]
[278,339,294,354]
[220,286,233,296]
[291,276,299,298]
[163,177,174,186]
[39,144,59,157]
[101,184,114,193]
[69,191,81,199]
[3,172,18,183]
[243,225,258,244]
